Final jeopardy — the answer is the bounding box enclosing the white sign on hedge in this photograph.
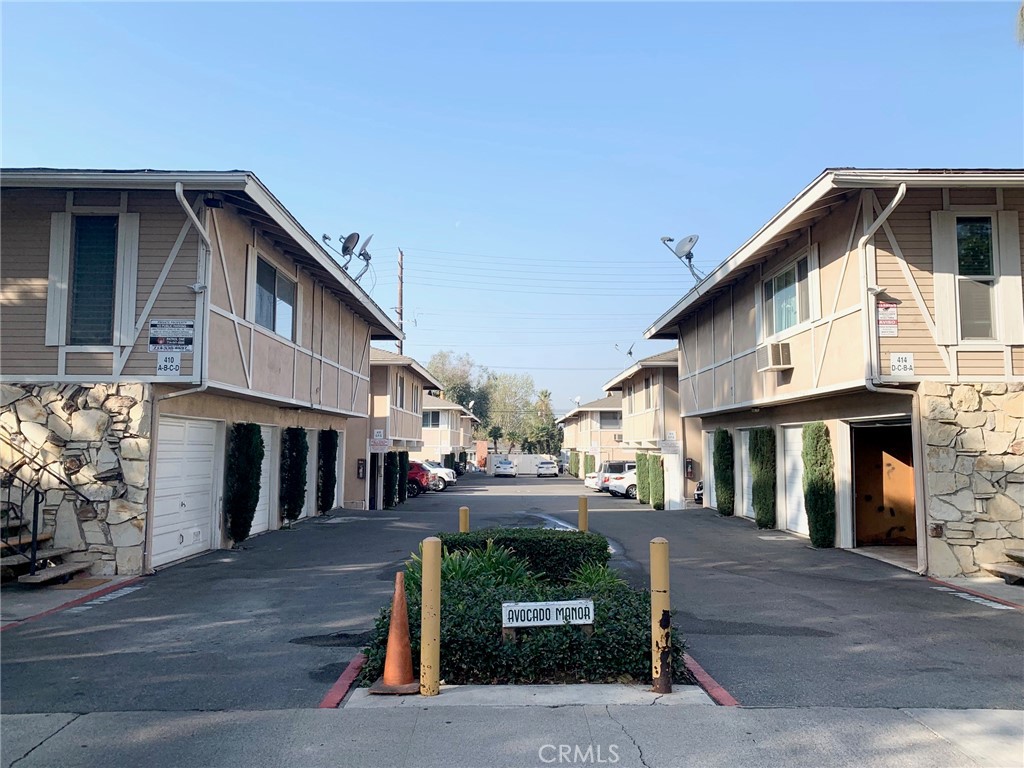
[501,599,595,628]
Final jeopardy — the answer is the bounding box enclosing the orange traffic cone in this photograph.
[367,571,420,694]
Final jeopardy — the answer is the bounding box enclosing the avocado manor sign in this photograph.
[501,599,595,642]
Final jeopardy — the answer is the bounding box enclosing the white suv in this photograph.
[422,461,457,490]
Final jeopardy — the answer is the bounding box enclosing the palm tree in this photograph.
[488,425,503,453]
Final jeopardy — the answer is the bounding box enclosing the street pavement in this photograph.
[2,472,1022,767]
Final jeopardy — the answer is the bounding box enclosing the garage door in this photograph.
[152,417,218,567]
[250,426,275,536]
[703,432,717,508]
[784,426,809,535]
[739,430,754,519]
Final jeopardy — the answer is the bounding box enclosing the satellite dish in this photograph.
[674,234,699,261]
[358,233,373,257]
[341,232,360,256]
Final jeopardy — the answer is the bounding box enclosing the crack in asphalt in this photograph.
[9,713,82,767]
[604,705,650,768]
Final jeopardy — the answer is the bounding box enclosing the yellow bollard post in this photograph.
[650,537,672,694]
[459,506,470,533]
[578,496,589,532]
[420,536,442,696]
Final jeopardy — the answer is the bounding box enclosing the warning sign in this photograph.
[877,302,898,338]
[149,319,195,352]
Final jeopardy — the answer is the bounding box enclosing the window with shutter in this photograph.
[68,216,118,345]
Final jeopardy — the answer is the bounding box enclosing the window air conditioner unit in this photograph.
[755,342,793,372]
[613,433,623,442]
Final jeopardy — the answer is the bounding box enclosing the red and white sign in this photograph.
[877,301,898,338]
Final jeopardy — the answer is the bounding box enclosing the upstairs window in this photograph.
[599,411,621,430]
[395,373,406,409]
[762,256,810,337]
[255,257,295,340]
[422,411,440,428]
[955,217,995,340]
[625,383,634,414]
[643,375,653,410]
[68,216,118,345]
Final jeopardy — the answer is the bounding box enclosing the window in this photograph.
[762,256,810,337]
[255,257,295,340]
[395,373,406,409]
[643,375,653,410]
[625,383,634,415]
[422,411,440,428]
[599,411,621,430]
[411,384,420,413]
[955,217,995,340]
[68,216,118,345]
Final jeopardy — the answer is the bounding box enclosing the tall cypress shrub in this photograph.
[398,451,410,504]
[569,452,580,478]
[803,422,836,547]
[584,454,596,475]
[713,429,735,516]
[649,455,665,510]
[750,427,776,529]
[636,453,650,505]
[383,452,399,509]
[317,429,338,514]
[280,427,309,523]
[224,423,264,543]
[443,453,455,470]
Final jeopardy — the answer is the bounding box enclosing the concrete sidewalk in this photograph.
[3,702,1021,768]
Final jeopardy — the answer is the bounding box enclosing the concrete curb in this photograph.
[0,576,143,632]
[926,576,1023,610]
[683,652,740,706]
[319,653,366,708]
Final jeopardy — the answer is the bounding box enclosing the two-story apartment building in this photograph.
[603,350,687,508]
[0,169,402,576]
[411,393,479,466]
[557,392,634,473]
[357,348,442,509]
[645,168,1023,579]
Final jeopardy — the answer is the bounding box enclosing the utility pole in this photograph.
[397,247,404,354]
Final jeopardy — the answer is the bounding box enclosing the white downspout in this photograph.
[857,183,927,574]
[158,182,213,403]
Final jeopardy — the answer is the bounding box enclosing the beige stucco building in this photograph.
[410,392,478,465]
[0,169,401,576]
[557,392,635,474]
[646,168,1023,579]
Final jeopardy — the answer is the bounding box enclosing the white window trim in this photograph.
[253,254,298,342]
[759,246,819,343]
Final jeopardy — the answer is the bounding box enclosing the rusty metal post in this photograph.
[420,536,441,696]
[578,496,589,532]
[650,537,672,693]
[459,505,470,533]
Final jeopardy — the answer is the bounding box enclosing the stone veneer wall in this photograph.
[0,383,152,575]
[921,382,1023,578]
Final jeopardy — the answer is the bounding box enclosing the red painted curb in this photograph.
[0,576,144,633]
[683,652,739,707]
[926,577,1023,610]
[319,652,367,708]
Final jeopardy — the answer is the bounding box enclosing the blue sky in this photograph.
[3,2,1021,413]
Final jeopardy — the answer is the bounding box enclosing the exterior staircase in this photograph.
[980,549,1024,586]
[1,437,91,585]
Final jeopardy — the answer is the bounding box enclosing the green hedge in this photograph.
[569,452,580,478]
[443,453,455,470]
[279,427,308,522]
[803,422,836,547]
[317,430,338,514]
[224,423,264,543]
[584,454,595,475]
[439,527,610,582]
[636,453,650,505]
[383,452,399,509]
[750,427,776,529]
[398,451,410,504]
[713,429,735,516]
[649,455,665,510]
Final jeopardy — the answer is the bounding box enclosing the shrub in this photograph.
[443,453,455,470]
[713,429,735,516]
[224,423,264,543]
[636,453,650,504]
[405,540,536,595]
[440,527,610,582]
[584,454,595,475]
[317,430,338,514]
[279,427,308,522]
[569,562,627,594]
[398,451,410,504]
[750,427,776,529]
[360,568,687,687]
[458,451,467,467]
[383,452,399,509]
[569,452,580,478]
[803,422,836,547]
[649,455,665,510]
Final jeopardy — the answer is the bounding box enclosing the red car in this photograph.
[407,461,433,497]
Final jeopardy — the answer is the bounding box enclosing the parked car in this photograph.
[607,469,637,499]
[422,460,457,491]
[493,459,518,478]
[407,461,434,497]
[536,460,558,478]
[694,480,704,504]
[598,461,636,492]
[584,470,601,491]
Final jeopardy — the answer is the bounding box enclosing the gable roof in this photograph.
[1,168,402,340]
[556,392,622,424]
[422,392,480,422]
[603,349,679,391]
[644,167,1024,340]
[369,347,443,389]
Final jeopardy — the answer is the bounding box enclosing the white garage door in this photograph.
[302,429,318,518]
[703,431,717,508]
[250,426,275,536]
[740,430,755,519]
[152,417,218,568]
[784,426,809,536]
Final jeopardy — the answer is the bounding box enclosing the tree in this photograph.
[485,372,535,441]
[224,423,264,543]
[713,429,735,516]
[426,350,491,425]
[317,430,339,514]
[803,422,836,548]
[280,427,308,524]
[488,425,503,453]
